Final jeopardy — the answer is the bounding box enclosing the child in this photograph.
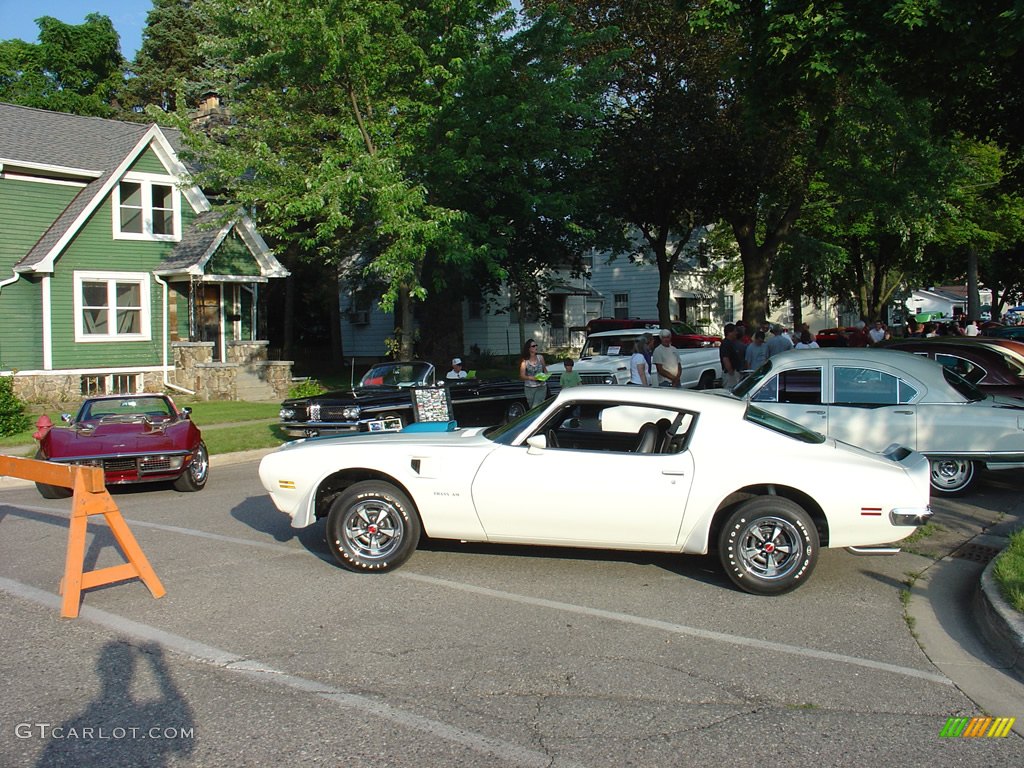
[560,358,583,388]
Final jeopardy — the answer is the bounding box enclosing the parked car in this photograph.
[984,325,1024,341]
[724,348,1024,494]
[259,386,931,595]
[33,393,208,498]
[885,337,1024,398]
[815,327,858,347]
[278,361,528,437]
[546,329,722,388]
[584,318,721,348]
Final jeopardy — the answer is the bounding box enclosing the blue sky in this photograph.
[0,1,150,60]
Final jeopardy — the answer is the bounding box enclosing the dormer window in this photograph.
[113,176,180,240]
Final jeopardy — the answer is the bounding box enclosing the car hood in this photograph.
[44,421,193,457]
[275,426,489,453]
[282,386,412,408]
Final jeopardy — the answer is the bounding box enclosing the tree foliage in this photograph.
[0,14,125,117]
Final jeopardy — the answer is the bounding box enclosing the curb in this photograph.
[974,551,1024,679]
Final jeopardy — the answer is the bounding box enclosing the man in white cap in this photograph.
[447,357,467,379]
[652,328,681,387]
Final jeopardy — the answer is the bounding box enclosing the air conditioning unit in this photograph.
[352,310,370,325]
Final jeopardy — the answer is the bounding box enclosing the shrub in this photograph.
[288,378,326,398]
[0,376,33,437]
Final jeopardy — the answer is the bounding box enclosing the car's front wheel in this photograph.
[929,458,975,495]
[33,450,72,499]
[326,481,421,572]
[719,498,818,595]
[697,370,716,390]
[504,401,527,423]
[173,442,209,492]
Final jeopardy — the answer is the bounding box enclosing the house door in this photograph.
[196,284,223,361]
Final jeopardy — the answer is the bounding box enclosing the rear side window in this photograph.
[833,367,917,405]
[750,368,822,405]
[934,354,986,384]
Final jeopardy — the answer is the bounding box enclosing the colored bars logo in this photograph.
[939,717,1016,738]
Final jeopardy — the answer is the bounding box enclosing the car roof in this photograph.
[551,383,744,417]
[890,337,1024,361]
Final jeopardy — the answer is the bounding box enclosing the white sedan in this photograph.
[727,348,1024,494]
[259,386,931,595]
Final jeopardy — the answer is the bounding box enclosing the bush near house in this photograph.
[0,376,33,437]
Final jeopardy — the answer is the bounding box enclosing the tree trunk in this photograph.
[329,264,343,368]
[967,249,981,320]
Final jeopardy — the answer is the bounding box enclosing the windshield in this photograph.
[744,404,825,443]
[582,336,636,357]
[360,362,433,388]
[733,359,773,397]
[79,396,175,422]
[940,365,986,402]
[483,398,553,444]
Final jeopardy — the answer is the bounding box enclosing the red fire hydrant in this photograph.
[33,414,53,441]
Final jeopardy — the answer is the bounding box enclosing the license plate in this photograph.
[367,418,403,433]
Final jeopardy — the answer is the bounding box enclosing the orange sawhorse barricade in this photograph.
[0,455,165,618]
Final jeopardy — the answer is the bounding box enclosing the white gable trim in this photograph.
[0,158,102,179]
[27,126,211,274]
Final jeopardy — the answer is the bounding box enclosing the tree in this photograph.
[188,0,508,360]
[126,0,212,113]
[0,14,125,117]
[420,6,617,354]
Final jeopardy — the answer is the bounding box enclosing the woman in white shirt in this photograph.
[628,338,649,385]
[794,330,820,349]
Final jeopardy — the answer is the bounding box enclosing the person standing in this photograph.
[719,323,744,388]
[965,318,980,337]
[868,321,887,345]
[519,340,548,408]
[628,338,649,385]
[446,357,468,379]
[794,330,820,349]
[559,358,582,388]
[652,328,682,387]
[745,330,769,371]
[766,324,794,358]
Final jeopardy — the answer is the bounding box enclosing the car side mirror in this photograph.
[526,434,547,453]
[61,413,73,424]
[180,407,192,420]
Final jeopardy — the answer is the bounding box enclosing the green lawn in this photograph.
[993,527,1024,613]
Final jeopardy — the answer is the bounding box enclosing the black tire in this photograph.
[173,442,209,492]
[33,450,72,499]
[929,458,976,496]
[718,497,818,595]
[504,401,527,423]
[697,370,716,390]
[326,481,421,572]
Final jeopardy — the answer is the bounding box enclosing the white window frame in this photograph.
[73,271,152,343]
[112,173,181,241]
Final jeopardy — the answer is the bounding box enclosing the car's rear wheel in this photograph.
[326,481,421,572]
[173,442,209,492]
[697,370,716,390]
[929,458,975,495]
[719,498,818,595]
[33,450,72,499]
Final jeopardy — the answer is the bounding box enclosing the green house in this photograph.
[0,103,291,402]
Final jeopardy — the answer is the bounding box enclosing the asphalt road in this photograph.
[1,460,1022,767]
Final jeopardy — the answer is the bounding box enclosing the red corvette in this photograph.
[33,394,208,498]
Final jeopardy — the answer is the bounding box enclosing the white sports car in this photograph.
[258,386,932,595]
[727,348,1024,495]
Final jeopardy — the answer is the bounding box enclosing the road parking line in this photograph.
[1,502,953,686]
[0,576,582,768]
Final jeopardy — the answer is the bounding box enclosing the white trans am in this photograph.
[727,348,1024,495]
[259,386,931,595]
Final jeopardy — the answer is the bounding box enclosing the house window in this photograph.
[74,272,151,342]
[81,373,142,396]
[614,293,629,319]
[113,177,180,241]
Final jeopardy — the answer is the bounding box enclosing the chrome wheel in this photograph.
[505,402,527,423]
[173,442,208,491]
[327,482,421,572]
[719,498,817,595]
[929,458,975,495]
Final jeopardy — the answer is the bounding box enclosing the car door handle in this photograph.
[894,410,913,415]
[806,410,826,415]
[661,469,687,476]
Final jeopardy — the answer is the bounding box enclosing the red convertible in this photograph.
[33,394,208,498]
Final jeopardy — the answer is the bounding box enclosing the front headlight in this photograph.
[342,406,361,419]
[603,375,616,385]
[280,407,296,420]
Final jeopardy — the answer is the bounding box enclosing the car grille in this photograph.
[316,405,353,421]
[103,456,177,475]
[580,373,611,385]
